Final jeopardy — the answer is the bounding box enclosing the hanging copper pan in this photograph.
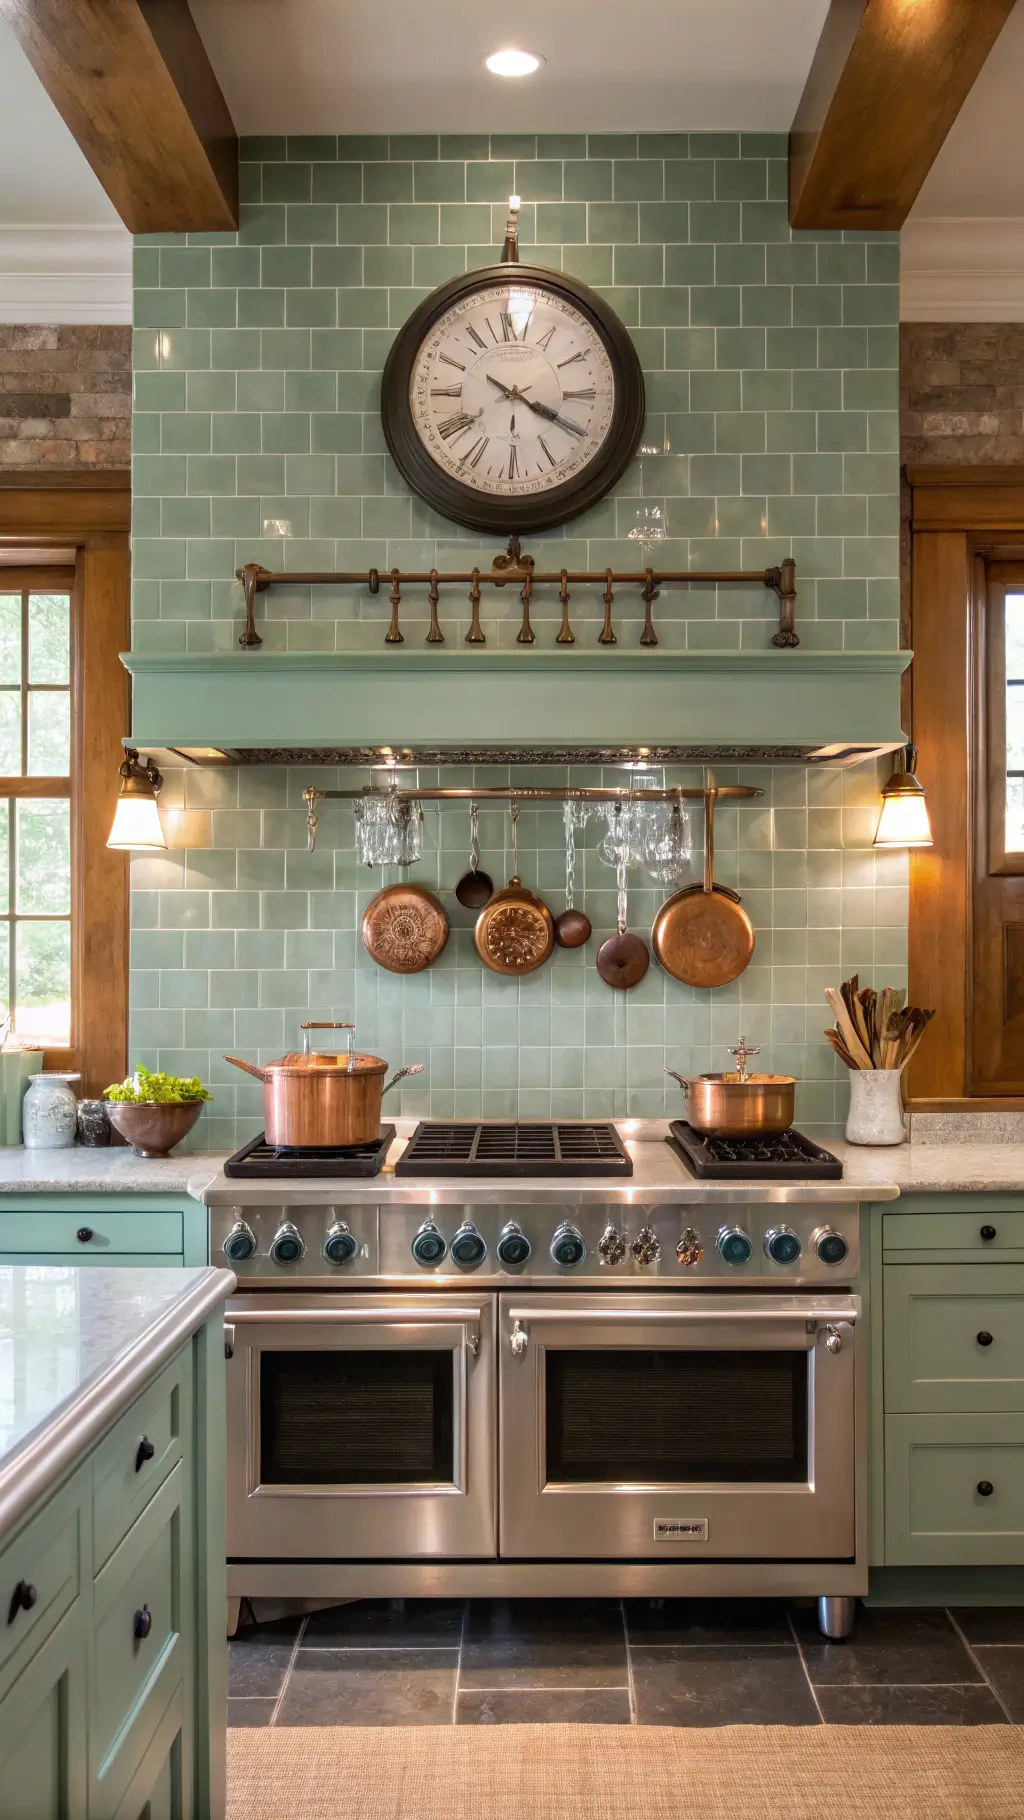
[652,786,754,988]
[361,883,449,974]
[474,800,554,976]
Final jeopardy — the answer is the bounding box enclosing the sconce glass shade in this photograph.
[106,750,167,850]
[873,745,933,848]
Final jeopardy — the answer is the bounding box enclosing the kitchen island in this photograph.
[0,1264,235,1819]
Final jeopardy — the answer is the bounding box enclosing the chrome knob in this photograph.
[509,1318,529,1357]
[598,1225,627,1266]
[675,1225,703,1267]
[451,1223,487,1267]
[496,1222,532,1267]
[812,1226,849,1267]
[824,1323,843,1354]
[764,1225,801,1265]
[269,1221,304,1265]
[411,1221,447,1266]
[551,1223,586,1267]
[223,1220,256,1262]
[631,1225,662,1266]
[717,1226,752,1266]
[323,1221,357,1265]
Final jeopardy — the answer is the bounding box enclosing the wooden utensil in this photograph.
[454,801,493,909]
[474,800,554,976]
[597,843,649,989]
[651,785,755,988]
[361,883,449,974]
[554,801,591,949]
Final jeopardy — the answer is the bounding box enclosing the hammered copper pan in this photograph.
[652,787,754,988]
[475,876,554,975]
[361,882,448,974]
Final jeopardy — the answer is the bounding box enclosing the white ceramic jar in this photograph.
[22,1071,81,1149]
[845,1068,904,1146]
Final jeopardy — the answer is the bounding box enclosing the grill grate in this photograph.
[396,1121,632,1178]
[666,1120,842,1181]
[224,1126,396,1179]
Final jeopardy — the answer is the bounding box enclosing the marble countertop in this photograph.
[0,1146,227,1195]
[0,1264,235,1541]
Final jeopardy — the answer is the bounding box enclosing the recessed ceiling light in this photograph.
[485,47,543,77]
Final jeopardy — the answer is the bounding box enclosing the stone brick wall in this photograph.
[901,321,1024,465]
[0,325,131,469]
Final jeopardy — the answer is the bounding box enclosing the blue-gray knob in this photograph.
[323,1223,357,1265]
[551,1223,586,1268]
[223,1221,256,1262]
[269,1222,304,1265]
[451,1224,487,1267]
[496,1223,532,1267]
[412,1222,447,1265]
[764,1226,801,1266]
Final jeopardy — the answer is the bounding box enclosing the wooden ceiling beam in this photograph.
[0,0,238,232]
[790,0,1016,232]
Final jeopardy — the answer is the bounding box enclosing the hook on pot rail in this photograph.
[236,547,798,651]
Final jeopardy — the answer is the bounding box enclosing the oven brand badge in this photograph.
[654,1518,709,1542]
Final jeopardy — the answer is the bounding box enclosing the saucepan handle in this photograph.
[381,1064,425,1097]
[224,1056,266,1082]
[664,1069,689,1094]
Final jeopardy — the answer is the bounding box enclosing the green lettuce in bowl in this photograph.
[103,1066,212,1156]
[104,1066,212,1105]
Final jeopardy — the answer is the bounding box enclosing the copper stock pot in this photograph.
[666,1038,795,1138]
[225,1022,422,1148]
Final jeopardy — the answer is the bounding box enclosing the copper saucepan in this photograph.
[666,1039,795,1137]
[225,1022,423,1147]
[652,785,754,988]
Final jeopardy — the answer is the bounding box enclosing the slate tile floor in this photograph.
[228,1599,1024,1727]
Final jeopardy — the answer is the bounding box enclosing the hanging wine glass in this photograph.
[640,795,692,884]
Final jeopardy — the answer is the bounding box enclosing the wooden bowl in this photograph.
[105,1100,206,1157]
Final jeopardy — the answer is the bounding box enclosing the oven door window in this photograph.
[545,1349,808,1484]
[260,1348,455,1486]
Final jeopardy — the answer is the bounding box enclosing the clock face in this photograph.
[408,282,615,503]
[381,264,644,535]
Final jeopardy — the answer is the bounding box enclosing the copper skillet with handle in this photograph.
[651,784,754,987]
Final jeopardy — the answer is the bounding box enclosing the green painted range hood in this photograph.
[122,647,911,768]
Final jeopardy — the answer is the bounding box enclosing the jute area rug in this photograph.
[228,1723,1024,1820]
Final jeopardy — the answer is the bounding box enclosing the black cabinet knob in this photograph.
[980,1225,997,1241]
[977,1480,994,1498]
[7,1580,37,1624]
[76,1227,93,1244]
[134,1436,156,1473]
[977,1331,994,1347]
[133,1604,152,1641]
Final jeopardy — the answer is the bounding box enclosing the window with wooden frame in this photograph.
[907,467,1024,1104]
[0,479,130,1096]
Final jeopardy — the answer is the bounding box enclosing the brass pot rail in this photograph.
[236,552,798,651]
[301,776,762,855]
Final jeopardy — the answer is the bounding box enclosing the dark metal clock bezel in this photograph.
[380,262,645,535]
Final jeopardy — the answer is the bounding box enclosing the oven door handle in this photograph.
[227,1305,483,1354]
[504,1303,859,1327]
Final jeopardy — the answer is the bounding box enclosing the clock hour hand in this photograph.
[485,373,533,402]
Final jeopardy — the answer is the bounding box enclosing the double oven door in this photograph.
[225,1290,858,1564]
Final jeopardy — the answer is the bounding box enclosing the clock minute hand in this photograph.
[518,395,586,438]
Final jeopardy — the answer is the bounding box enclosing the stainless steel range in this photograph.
[206,1119,872,1639]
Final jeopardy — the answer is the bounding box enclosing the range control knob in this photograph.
[411,1221,447,1266]
[496,1222,532,1267]
[269,1221,305,1265]
[323,1222,358,1265]
[551,1223,586,1268]
[223,1220,256,1263]
[598,1226,627,1266]
[764,1226,802,1266]
[631,1225,663,1266]
[717,1226,753,1266]
[451,1223,487,1268]
[812,1226,849,1267]
[675,1225,702,1268]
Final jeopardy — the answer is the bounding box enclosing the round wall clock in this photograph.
[381,258,645,535]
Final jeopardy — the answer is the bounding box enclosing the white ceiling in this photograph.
[911,0,1024,217]
[0,17,119,225]
[187,0,831,135]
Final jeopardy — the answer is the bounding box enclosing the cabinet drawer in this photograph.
[0,1209,183,1256]
[883,1209,1024,1256]
[92,1467,186,1812]
[884,1265,1024,1413]
[0,1492,81,1692]
[886,1413,1024,1565]
[93,1354,190,1573]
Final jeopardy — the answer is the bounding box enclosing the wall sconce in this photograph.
[106,749,166,850]
[873,743,933,848]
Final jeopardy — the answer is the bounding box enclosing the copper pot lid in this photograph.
[695,1071,795,1087]
[362,883,449,975]
[268,1022,387,1076]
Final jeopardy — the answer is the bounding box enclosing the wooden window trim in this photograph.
[0,479,130,1096]
[906,465,1024,1107]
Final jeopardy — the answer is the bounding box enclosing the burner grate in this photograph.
[396,1121,632,1178]
[666,1120,842,1181]
[224,1126,396,1179]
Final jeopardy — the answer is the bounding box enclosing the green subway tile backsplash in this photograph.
[131,133,902,1145]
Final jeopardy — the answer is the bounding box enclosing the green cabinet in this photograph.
[884,1264,1024,1414]
[0,1196,208,1270]
[886,1413,1024,1567]
[0,1324,225,1819]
